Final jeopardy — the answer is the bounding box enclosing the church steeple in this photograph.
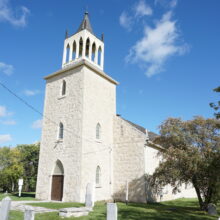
[77,12,94,34]
[62,12,104,71]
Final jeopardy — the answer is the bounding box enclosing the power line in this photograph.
[0,81,149,151]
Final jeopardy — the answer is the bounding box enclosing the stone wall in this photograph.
[113,116,147,203]
[80,65,116,202]
[36,66,85,202]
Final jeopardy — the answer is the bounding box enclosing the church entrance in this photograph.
[51,160,64,201]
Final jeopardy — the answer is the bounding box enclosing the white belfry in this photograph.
[62,12,104,70]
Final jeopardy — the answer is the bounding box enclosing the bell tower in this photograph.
[36,12,118,202]
[62,12,104,70]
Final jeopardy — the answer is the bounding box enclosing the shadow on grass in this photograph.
[12,192,35,198]
[117,199,217,220]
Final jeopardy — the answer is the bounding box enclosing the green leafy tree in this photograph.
[0,147,23,192]
[17,143,40,192]
[152,117,220,211]
[210,86,220,119]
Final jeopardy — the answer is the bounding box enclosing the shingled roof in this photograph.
[77,12,94,34]
[119,116,158,141]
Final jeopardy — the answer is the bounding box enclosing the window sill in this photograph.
[96,185,102,188]
[58,95,66,100]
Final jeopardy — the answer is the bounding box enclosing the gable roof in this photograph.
[118,116,158,141]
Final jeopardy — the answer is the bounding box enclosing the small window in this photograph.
[96,123,101,139]
[96,166,101,186]
[59,122,64,139]
[61,80,66,96]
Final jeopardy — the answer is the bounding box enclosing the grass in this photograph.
[0,192,36,201]
[7,198,220,220]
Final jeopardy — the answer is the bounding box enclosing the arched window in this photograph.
[72,41,77,60]
[61,80,66,96]
[96,123,101,139]
[79,37,83,57]
[66,44,70,63]
[59,122,64,139]
[85,38,90,58]
[98,46,102,66]
[92,43,96,62]
[96,166,101,186]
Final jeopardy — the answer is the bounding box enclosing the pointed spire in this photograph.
[101,33,104,42]
[77,12,94,34]
[65,29,68,39]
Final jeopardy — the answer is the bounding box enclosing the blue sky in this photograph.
[0,0,219,146]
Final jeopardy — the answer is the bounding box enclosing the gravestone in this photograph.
[24,206,35,220]
[85,183,95,208]
[107,203,117,220]
[0,197,11,220]
[207,203,217,216]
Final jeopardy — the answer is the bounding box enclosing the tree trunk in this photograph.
[192,176,206,211]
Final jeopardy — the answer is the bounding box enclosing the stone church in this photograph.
[36,13,196,203]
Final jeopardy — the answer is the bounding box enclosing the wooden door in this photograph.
[51,175,64,201]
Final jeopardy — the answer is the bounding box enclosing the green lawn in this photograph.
[0,192,36,201]
[8,198,220,220]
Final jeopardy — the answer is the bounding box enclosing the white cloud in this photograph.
[0,106,7,117]
[0,62,14,75]
[24,89,40,96]
[119,11,133,31]
[170,0,178,8]
[0,0,30,27]
[32,119,42,129]
[1,119,16,125]
[0,105,13,117]
[0,134,12,144]
[134,0,153,17]
[126,11,188,77]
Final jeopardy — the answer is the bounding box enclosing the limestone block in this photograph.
[85,183,95,207]
[208,203,217,216]
[107,203,117,220]
[0,197,11,220]
[24,206,35,220]
[59,207,92,218]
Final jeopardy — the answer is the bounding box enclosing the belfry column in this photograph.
[101,47,104,69]
[95,49,98,64]
[69,43,73,61]
[76,41,79,59]
[62,46,67,65]
[89,44,92,60]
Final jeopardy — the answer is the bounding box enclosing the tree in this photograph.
[17,143,40,192]
[0,147,23,192]
[0,143,40,192]
[152,117,220,211]
[210,86,220,119]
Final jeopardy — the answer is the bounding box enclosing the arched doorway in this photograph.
[51,160,64,201]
